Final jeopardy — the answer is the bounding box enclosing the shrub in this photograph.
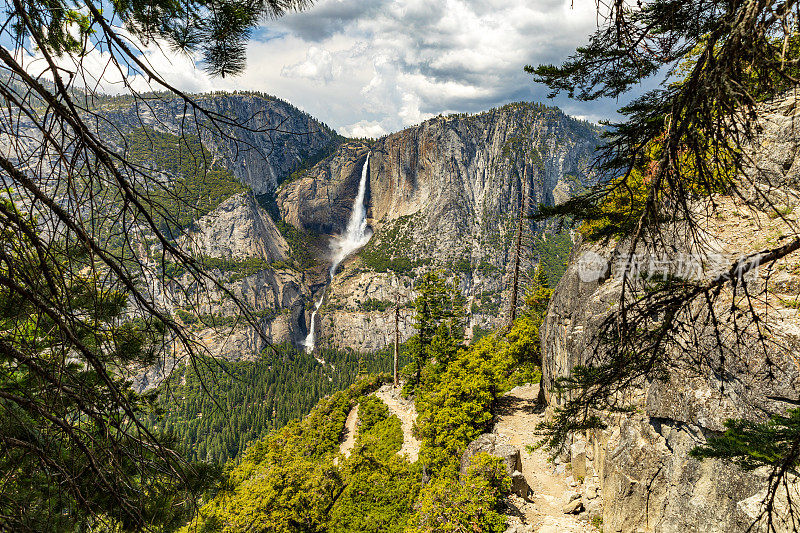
[405,453,510,533]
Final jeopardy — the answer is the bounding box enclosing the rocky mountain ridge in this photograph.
[97,91,337,194]
[133,99,601,365]
[276,102,600,352]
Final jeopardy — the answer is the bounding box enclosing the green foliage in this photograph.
[406,453,510,533]
[532,230,573,286]
[176,271,552,531]
[184,377,381,532]
[200,255,272,277]
[406,272,466,390]
[329,399,420,533]
[358,395,391,433]
[360,298,394,312]
[451,255,472,274]
[277,219,320,270]
[174,308,280,329]
[690,409,800,473]
[360,215,426,274]
[184,376,423,533]
[507,268,552,373]
[413,272,551,475]
[0,203,214,531]
[125,128,246,238]
[413,335,515,475]
[146,345,405,464]
[165,254,280,282]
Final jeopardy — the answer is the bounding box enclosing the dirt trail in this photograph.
[374,384,420,462]
[339,404,359,458]
[493,384,593,533]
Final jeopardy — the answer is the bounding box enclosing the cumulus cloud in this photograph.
[340,120,388,138]
[12,0,633,133]
[281,46,342,82]
[258,0,618,132]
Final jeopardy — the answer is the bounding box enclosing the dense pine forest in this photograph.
[145,344,409,464]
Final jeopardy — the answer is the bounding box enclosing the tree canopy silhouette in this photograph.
[530,0,800,530]
[0,0,310,530]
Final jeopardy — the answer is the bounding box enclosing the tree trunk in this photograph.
[394,305,400,388]
[509,166,529,327]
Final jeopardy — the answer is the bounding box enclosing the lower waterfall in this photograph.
[302,152,372,353]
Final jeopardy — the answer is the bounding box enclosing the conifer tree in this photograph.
[0,0,311,529]
[530,0,800,528]
[406,272,465,389]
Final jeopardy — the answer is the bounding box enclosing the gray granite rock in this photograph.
[540,92,800,532]
[279,103,600,352]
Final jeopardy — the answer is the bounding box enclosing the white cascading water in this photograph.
[328,152,373,277]
[303,295,324,355]
[303,152,372,353]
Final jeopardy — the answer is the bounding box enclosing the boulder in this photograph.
[511,471,530,499]
[570,438,587,480]
[495,444,522,475]
[461,434,524,477]
[461,433,532,499]
[459,433,497,476]
[584,496,602,518]
[562,498,584,514]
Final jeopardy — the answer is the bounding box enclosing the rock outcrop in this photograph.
[184,192,289,261]
[460,433,530,499]
[278,102,600,351]
[540,93,800,532]
[133,191,313,381]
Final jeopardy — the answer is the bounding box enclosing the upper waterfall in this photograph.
[303,152,373,353]
[328,152,372,277]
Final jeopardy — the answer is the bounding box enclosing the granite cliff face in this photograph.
[130,100,600,365]
[278,102,600,351]
[152,192,310,365]
[99,92,336,194]
[183,192,289,261]
[540,94,800,532]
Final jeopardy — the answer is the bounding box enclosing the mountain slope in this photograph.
[97,91,338,194]
[121,98,600,364]
[277,102,600,351]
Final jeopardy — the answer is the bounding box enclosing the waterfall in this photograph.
[329,152,372,277]
[301,295,324,355]
[303,152,372,353]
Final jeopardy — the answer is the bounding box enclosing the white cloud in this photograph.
[254,0,614,131]
[12,0,630,133]
[12,30,215,96]
[340,120,387,138]
[282,46,342,82]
